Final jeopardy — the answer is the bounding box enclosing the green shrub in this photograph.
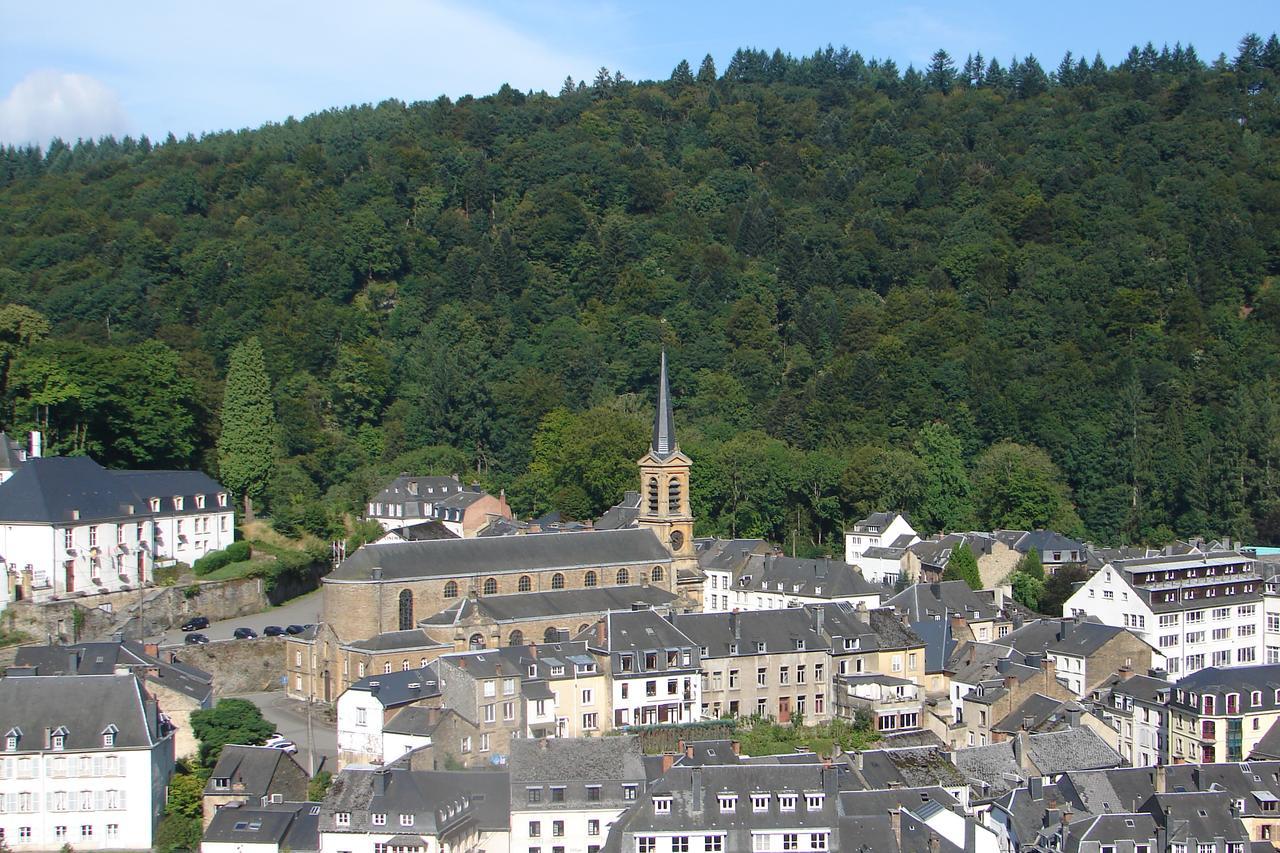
[225,541,251,562]
[153,566,180,586]
[192,550,232,576]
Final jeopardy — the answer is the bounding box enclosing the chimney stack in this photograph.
[691,766,703,811]
[889,808,902,847]
[595,620,606,647]
[1154,764,1167,794]
[1013,731,1031,771]
[29,431,41,459]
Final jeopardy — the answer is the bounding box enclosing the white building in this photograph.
[508,736,647,853]
[845,512,918,566]
[1062,551,1264,678]
[0,672,175,851]
[580,610,701,728]
[334,668,440,768]
[0,456,234,603]
[365,474,468,531]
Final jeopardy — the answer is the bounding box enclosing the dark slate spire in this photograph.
[651,350,677,459]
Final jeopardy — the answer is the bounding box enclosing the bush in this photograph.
[153,566,180,586]
[192,550,232,576]
[225,541,252,561]
[193,542,251,576]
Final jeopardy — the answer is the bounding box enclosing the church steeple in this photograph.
[651,349,677,459]
[637,351,694,572]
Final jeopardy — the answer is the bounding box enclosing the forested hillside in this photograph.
[1,37,1278,551]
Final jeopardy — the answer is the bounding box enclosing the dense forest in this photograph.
[1,35,1278,553]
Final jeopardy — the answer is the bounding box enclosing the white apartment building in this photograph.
[509,737,647,853]
[0,673,175,851]
[581,610,701,728]
[845,512,918,566]
[334,668,440,768]
[0,456,234,603]
[1062,551,1264,678]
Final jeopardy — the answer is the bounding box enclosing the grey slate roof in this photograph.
[695,538,770,574]
[596,491,641,531]
[953,728,1122,798]
[847,747,968,790]
[992,694,1080,734]
[381,706,459,738]
[996,617,1126,659]
[672,609,831,658]
[202,801,320,850]
[382,520,458,542]
[321,766,498,836]
[0,672,163,751]
[580,609,696,656]
[887,582,1000,623]
[738,554,882,600]
[329,527,671,582]
[1252,717,1280,759]
[420,584,677,626]
[346,666,441,708]
[14,640,213,702]
[509,735,646,783]
[910,619,957,674]
[1172,664,1280,710]
[205,744,307,795]
[347,629,451,652]
[0,456,225,524]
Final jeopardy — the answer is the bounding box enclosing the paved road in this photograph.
[153,588,325,647]
[234,690,337,775]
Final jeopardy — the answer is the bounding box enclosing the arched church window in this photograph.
[544,626,561,643]
[651,566,664,583]
[518,575,532,592]
[647,477,659,513]
[508,630,524,646]
[397,589,414,631]
[617,568,630,585]
[551,572,565,590]
[443,581,458,599]
[668,477,681,513]
[483,577,498,595]
[469,633,485,650]
[585,571,598,588]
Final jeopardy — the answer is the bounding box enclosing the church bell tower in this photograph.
[637,351,695,564]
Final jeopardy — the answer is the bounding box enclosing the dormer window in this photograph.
[218,493,228,508]
[51,733,66,751]
[5,728,20,751]
[101,726,117,748]
[335,812,350,827]
[654,796,672,814]
[752,794,770,812]
[718,794,737,813]
[794,639,805,650]
[173,496,183,511]
[806,792,825,810]
[399,814,414,827]
[149,498,160,513]
[195,495,206,509]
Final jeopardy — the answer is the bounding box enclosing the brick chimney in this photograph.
[889,808,902,847]
[143,642,160,658]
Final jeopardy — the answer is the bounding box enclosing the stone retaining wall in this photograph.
[169,636,286,697]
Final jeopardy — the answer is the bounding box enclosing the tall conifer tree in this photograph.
[217,337,276,520]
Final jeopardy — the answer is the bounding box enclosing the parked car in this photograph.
[232,627,258,640]
[265,733,287,745]
[267,740,298,754]
[181,616,210,632]
[285,624,310,635]
[263,625,286,636]
[184,633,209,645]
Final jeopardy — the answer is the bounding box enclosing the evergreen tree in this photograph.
[942,542,982,590]
[670,59,695,88]
[697,54,718,83]
[1018,548,1045,581]
[927,49,957,93]
[216,337,276,520]
[559,76,576,96]
[914,422,973,532]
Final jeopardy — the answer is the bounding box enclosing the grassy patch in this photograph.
[196,558,263,582]
[734,716,880,757]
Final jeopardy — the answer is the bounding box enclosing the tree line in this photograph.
[0,33,1278,552]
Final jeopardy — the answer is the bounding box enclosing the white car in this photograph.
[267,739,298,755]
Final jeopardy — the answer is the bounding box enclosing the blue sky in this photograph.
[0,1,1273,147]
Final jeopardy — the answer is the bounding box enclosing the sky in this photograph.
[0,1,1274,148]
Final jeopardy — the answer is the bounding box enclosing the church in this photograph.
[285,353,703,701]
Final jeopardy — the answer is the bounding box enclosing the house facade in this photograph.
[0,457,233,603]
[579,609,701,728]
[1063,551,1264,678]
[1168,664,1280,763]
[0,673,175,851]
[844,512,917,566]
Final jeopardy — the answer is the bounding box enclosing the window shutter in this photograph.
[47,791,56,811]
[95,789,105,810]
[93,756,104,776]
[118,788,126,810]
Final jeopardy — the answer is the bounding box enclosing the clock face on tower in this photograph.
[669,530,685,551]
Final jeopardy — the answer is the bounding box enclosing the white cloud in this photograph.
[0,70,131,148]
